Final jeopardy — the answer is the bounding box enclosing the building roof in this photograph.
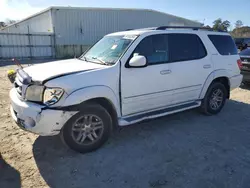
[1,6,202,31]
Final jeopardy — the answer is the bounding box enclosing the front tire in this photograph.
[61,103,112,153]
[200,82,227,115]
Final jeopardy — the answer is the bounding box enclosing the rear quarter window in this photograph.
[208,35,238,56]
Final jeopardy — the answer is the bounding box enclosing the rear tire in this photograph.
[200,82,227,115]
[61,103,112,153]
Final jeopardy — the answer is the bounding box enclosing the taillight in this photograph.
[237,59,243,69]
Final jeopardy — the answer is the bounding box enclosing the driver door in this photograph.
[121,34,174,116]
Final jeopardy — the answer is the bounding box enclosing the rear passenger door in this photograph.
[168,33,212,104]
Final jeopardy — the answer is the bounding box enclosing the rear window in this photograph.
[208,35,238,55]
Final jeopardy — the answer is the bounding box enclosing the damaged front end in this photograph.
[8,68,76,136]
[12,68,32,99]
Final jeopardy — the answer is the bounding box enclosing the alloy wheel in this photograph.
[71,114,104,145]
[209,88,224,110]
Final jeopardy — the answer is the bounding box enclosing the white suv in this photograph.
[9,26,243,153]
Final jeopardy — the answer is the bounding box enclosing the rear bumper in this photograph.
[230,74,243,90]
[9,88,77,136]
[241,71,250,82]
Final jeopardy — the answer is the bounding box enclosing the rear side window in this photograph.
[168,34,207,62]
[208,35,238,55]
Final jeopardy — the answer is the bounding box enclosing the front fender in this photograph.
[199,69,231,99]
[62,85,121,116]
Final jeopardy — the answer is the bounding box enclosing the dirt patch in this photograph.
[1,62,250,188]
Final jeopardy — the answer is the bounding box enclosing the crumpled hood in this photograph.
[23,59,105,82]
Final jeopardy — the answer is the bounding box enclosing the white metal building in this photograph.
[1,7,202,58]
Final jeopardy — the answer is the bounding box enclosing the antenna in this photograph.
[12,58,23,69]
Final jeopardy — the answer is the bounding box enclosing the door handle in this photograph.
[203,64,211,69]
[160,70,171,75]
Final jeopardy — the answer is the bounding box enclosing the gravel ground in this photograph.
[1,60,250,188]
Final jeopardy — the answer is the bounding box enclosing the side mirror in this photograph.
[128,55,147,68]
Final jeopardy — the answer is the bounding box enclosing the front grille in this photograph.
[14,78,23,97]
[13,69,32,99]
[14,80,22,96]
[14,71,28,98]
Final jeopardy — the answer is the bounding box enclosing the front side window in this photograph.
[132,34,169,65]
[168,34,207,62]
[82,35,137,65]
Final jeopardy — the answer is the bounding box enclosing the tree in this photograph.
[5,19,17,25]
[0,21,6,29]
[222,20,231,31]
[235,20,243,28]
[203,25,211,29]
[231,26,250,38]
[213,18,222,30]
[212,18,231,31]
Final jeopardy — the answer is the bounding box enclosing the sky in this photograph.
[0,0,250,28]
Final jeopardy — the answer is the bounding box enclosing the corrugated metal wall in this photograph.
[0,33,55,60]
[52,8,202,45]
[0,7,202,59]
[1,10,53,33]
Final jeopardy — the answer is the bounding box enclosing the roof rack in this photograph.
[155,26,226,32]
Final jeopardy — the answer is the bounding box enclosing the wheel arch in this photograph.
[211,77,230,98]
[200,70,231,99]
[62,85,121,117]
[82,97,119,128]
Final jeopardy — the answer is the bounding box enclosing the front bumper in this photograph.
[9,88,77,136]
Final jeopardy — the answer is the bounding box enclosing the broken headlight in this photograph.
[43,87,64,105]
[25,85,45,102]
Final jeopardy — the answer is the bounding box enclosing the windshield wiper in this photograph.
[91,57,109,65]
[80,56,88,62]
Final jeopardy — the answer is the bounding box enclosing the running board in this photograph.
[118,101,201,126]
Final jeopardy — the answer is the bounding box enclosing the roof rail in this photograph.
[155,26,226,32]
[134,27,157,31]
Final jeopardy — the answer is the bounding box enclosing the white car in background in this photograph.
[9,26,242,153]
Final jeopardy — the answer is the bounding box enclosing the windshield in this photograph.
[240,48,250,56]
[81,35,137,65]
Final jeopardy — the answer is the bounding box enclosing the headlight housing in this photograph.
[43,87,64,105]
[25,85,45,102]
